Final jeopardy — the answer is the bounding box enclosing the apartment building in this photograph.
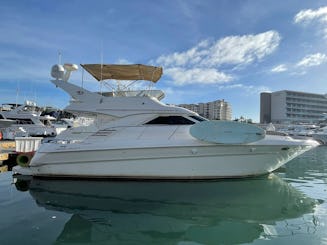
[260,90,327,123]
[179,99,232,120]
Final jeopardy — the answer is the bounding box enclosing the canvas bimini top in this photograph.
[81,64,163,82]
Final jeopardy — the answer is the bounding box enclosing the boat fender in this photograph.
[0,131,2,140]
[16,153,34,167]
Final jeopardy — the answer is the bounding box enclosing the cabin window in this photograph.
[0,114,3,119]
[145,116,195,125]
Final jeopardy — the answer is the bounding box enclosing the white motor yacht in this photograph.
[312,126,327,144]
[281,124,318,140]
[13,63,319,179]
[0,119,14,129]
[0,101,57,139]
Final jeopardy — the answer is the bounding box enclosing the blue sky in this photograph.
[1,0,327,122]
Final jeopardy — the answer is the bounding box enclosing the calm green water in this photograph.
[0,148,326,245]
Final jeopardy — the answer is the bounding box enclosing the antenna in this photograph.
[30,81,36,103]
[16,81,20,107]
[58,50,62,65]
[81,68,84,89]
[100,41,103,96]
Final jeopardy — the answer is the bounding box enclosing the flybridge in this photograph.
[80,64,162,82]
[51,63,163,82]
[50,63,164,99]
[48,63,184,118]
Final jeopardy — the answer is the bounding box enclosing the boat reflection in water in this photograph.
[14,174,319,244]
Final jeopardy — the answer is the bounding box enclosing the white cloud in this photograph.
[202,31,281,67]
[218,83,271,95]
[294,6,327,24]
[165,67,233,86]
[270,53,327,76]
[296,53,327,67]
[156,31,281,68]
[294,6,327,39]
[156,40,209,67]
[271,64,287,73]
[155,31,281,86]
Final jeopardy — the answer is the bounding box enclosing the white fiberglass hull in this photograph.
[19,143,315,179]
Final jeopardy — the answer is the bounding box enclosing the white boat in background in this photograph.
[13,63,319,179]
[0,101,57,140]
[312,126,327,144]
[0,119,14,129]
[281,124,318,140]
[50,118,73,135]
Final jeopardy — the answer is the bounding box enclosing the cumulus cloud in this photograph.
[294,6,327,39]
[270,53,327,76]
[156,40,210,68]
[157,31,280,68]
[271,64,287,73]
[165,68,233,86]
[155,30,281,86]
[296,53,327,67]
[294,6,327,24]
[203,31,281,67]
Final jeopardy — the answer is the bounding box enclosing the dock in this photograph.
[0,165,8,173]
[0,140,16,172]
[0,141,16,150]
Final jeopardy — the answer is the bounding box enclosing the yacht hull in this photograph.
[24,144,312,179]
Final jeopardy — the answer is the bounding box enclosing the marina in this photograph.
[1,1,327,244]
[0,62,325,243]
